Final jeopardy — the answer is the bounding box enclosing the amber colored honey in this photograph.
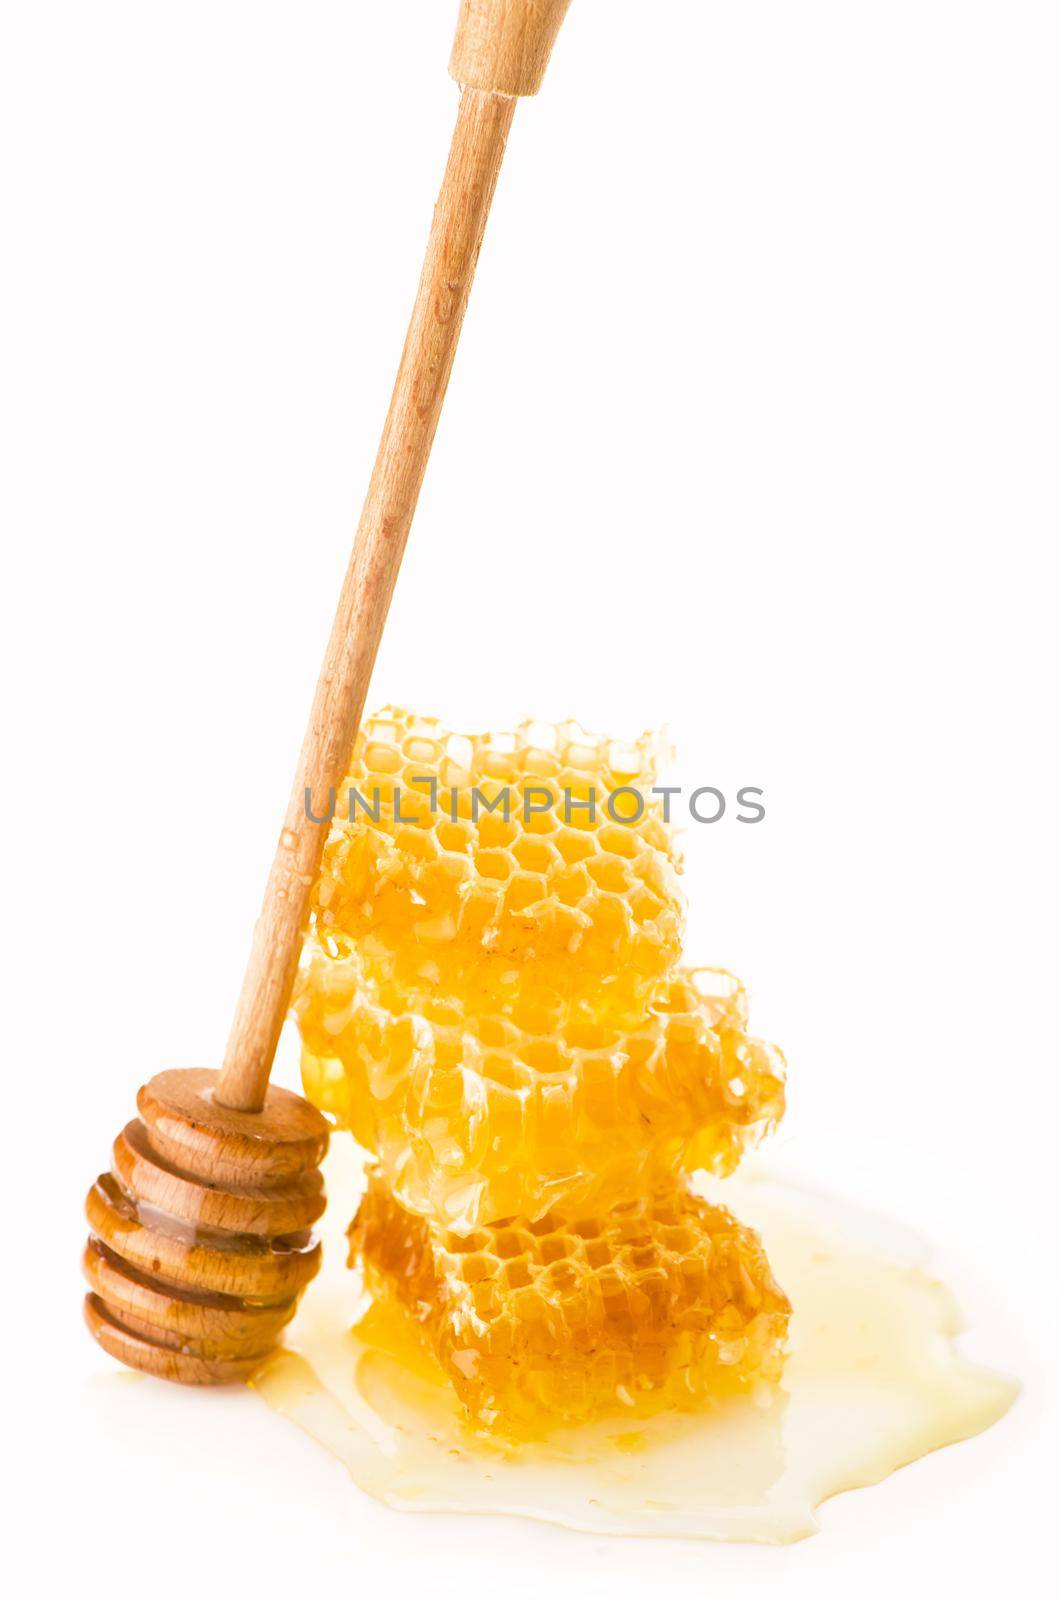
[290,710,1015,1481]
[253,1141,1017,1543]
[351,1172,790,1433]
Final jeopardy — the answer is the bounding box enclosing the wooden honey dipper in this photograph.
[83,0,572,1385]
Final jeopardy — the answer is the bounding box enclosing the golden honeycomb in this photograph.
[299,954,784,1229]
[350,1171,791,1434]
[296,709,785,1230]
[307,708,683,1014]
[298,707,789,1431]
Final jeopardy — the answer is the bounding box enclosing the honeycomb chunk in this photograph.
[309,708,683,1014]
[350,1173,791,1434]
[299,955,785,1230]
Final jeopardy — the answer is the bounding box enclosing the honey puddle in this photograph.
[253,1143,1017,1543]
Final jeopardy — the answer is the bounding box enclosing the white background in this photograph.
[2,1,1058,1594]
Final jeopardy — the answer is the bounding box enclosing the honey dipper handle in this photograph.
[217,4,570,1111]
[450,0,572,96]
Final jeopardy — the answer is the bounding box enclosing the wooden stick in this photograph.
[450,0,571,96]
[217,2,569,1111]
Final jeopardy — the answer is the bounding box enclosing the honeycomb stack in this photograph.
[296,709,789,1432]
